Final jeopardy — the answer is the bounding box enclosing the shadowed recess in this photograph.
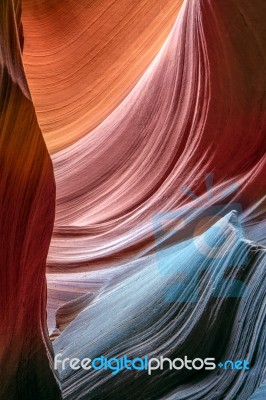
[0,1,61,398]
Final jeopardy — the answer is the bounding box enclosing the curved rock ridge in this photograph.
[53,212,266,400]
[0,1,61,398]
[22,0,183,152]
[48,0,266,272]
[46,1,265,399]
[2,0,266,399]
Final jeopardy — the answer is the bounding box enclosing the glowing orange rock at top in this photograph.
[22,0,183,153]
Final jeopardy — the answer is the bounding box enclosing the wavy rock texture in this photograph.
[47,0,266,398]
[54,212,266,399]
[1,0,266,399]
[45,0,266,275]
[22,0,183,152]
[48,0,265,398]
[0,1,60,399]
